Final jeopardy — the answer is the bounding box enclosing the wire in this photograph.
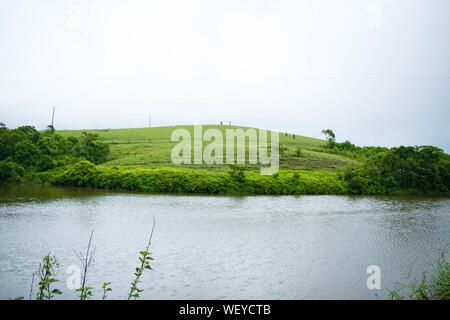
[0,103,52,109]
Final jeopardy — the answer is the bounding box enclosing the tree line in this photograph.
[322,129,450,194]
[0,122,109,182]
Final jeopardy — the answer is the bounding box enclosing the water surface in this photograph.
[0,183,449,299]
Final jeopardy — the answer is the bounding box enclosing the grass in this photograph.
[53,125,363,195]
[57,125,360,172]
[391,252,450,300]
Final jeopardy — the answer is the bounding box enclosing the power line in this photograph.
[0,103,52,109]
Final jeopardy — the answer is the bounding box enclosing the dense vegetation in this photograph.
[43,162,347,195]
[0,122,109,182]
[343,145,450,195]
[320,130,450,194]
[1,123,449,195]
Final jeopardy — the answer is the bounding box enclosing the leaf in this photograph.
[52,289,62,295]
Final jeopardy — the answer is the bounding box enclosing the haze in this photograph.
[1,0,449,151]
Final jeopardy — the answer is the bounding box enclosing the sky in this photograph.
[1,0,449,151]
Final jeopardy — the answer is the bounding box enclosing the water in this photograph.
[0,183,449,300]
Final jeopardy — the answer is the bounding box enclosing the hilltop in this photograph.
[57,125,360,172]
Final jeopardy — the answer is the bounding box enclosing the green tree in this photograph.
[75,132,110,164]
[321,129,336,147]
[13,140,42,168]
[46,125,55,133]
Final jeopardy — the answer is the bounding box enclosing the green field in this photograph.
[57,125,360,172]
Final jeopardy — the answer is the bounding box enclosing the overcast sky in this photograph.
[1,0,449,151]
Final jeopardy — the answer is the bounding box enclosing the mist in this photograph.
[1,0,449,151]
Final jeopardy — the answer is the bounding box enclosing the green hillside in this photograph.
[2,123,449,195]
[57,125,360,171]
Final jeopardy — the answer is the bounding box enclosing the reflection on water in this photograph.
[0,183,449,299]
[0,183,111,203]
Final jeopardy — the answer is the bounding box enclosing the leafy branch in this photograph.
[36,254,61,300]
[102,282,112,300]
[128,216,156,300]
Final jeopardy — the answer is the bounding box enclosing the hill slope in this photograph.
[58,125,360,171]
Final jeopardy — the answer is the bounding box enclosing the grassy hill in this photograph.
[57,125,360,172]
[2,123,447,195]
[3,123,446,195]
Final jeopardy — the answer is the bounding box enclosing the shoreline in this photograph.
[7,165,450,197]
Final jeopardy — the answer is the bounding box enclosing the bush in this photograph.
[0,159,23,182]
[0,124,110,182]
[57,160,99,187]
[343,167,385,195]
[48,164,350,196]
[343,146,450,194]
[227,164,246,183]
[75,132,110,164]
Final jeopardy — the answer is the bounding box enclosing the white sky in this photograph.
[1,0,449,151]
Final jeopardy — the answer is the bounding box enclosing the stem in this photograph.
[128,216,155,300]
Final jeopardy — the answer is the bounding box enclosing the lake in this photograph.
[0,183,449,300]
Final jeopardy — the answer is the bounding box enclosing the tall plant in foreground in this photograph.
[128,216,156,300]
[102,282,112,300]
[36,254,62,300]
[74,231,96,300]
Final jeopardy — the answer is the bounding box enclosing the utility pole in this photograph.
[51,107,55,126]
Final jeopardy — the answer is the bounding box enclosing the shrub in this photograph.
[75,132,110,164]
[0,124,108,180]
[227,164,246,183]
[57,160,99,187]
[343,146,450,194]
[0,159,23,182]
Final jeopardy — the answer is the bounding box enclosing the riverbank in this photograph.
[39,161,348,195]
[32,161,448,196]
